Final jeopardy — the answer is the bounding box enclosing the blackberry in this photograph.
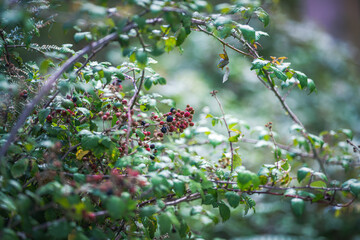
[161,126,167,133]
[166,115,173,122]
[141,120,146,126]
[150,144,155,149]
[150,155,155,160]
[72,97,77,102]
[170,107,175,113]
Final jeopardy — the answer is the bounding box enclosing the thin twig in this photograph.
[210,90,235,173]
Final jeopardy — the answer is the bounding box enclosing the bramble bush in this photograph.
[0,0,359,239]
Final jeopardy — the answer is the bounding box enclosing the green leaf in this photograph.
[81,135,100,150]
[297,167,313,183]
[140,206,159,218]
[294,71,308,88]
[270,66,287,81]
[77,107,91,118]
[173,180,185,197]
[136,50,148,65]
[225,192,240,208]
[237,169,260,190]
[310,181,327,188]
[74,32,92,42]
[164,36,177,52]
[61,99,74,109]
[158,214,171,234]
[291,198,305,217]
[144,78,152,90]
[106,196,125,220]
[219,202,231,222]
[136,129,145,141]
[49,220,70,239]
[238,24,256,43]
[39,108,51,123]
[251,59,270,70]
[314,172,328,182]
[307,78,316,94]
[228,133,240,142]
[350,182,360,196]
[176,27,187,46]
[340,129,353,140]
[255,7,270,27]
[11,158,29,178]
[233,154,242,169]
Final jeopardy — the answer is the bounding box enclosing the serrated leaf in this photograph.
[225,192,240,208]
[291,198,305,217]
[219,202,231,222]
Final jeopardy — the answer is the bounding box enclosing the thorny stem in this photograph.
[211,90,235,173]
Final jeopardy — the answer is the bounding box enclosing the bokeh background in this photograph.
[14,0,360,239]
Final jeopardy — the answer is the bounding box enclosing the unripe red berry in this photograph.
[105,112,110,116]
[184,112,190,117]
[46,115,52,122]
[122,99,128,105]
[116,112,121,117]
[189,122,195,126]
[146,147,151,152]
[160,121,165,125]
[102,115,108,120]
[98,111,103,117]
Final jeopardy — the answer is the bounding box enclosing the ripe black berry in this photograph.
[170,107,175,113]
[150,144,155,149]
[150,155,155,160]
[166,115,173,122]
[72,97,77,102]
[161,126,167,133]
[141,121,146,126]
